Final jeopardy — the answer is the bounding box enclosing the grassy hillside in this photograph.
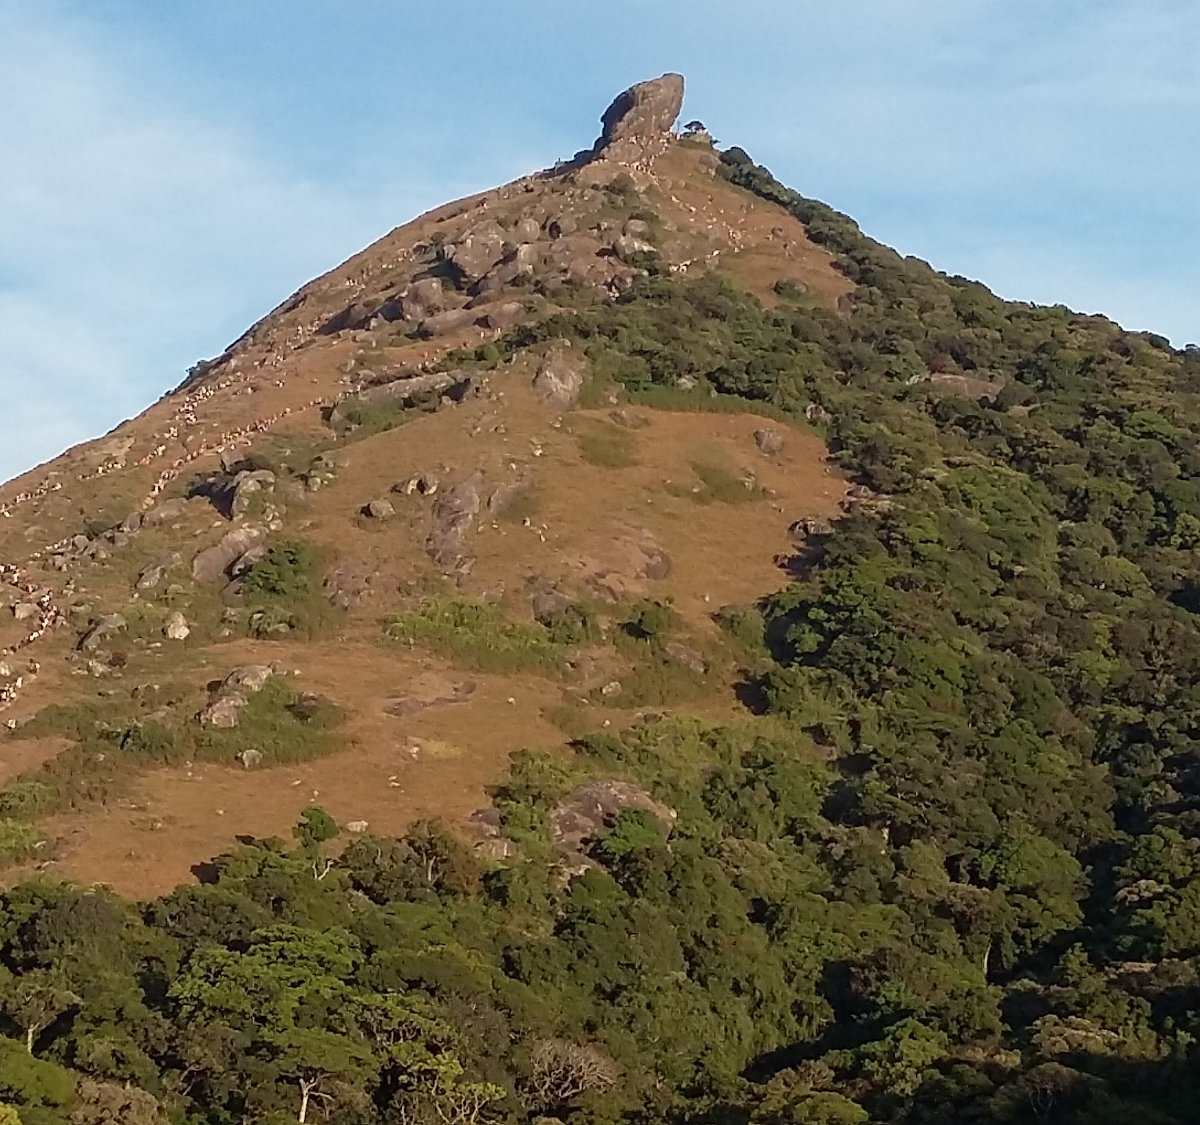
[0,121,1196,1124]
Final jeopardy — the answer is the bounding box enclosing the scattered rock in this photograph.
[788,516,833,542]
[639,544,673,580]
[163,612,190,641]
[481,301,525,331]
[466,807,519,860]
[417,308,478,338]
[392,475,439,497]
[546,215,577,239]
[199,664,276,730]
[79,614,126,653]
[136,552,182,592]
[119,511,144,534]
[323,561,380,611]
[143,498,190,526]
[229,469,276,519]
[513,216,541,242]
[192,526,266,583]
[664,641,707,674]
[238,748,263,769]
[229,544,268,579]
[12,603,38,622]
[220,664,275,695]
[529,582,580,625]
[612,234,657,263]
[363,499,396,520]
[754,428,784,456]
[346,820,370,835]
[532,345,588,408]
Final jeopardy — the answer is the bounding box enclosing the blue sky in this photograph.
[2,0,1197,481]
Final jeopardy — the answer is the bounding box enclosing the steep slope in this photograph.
[0,75,850,894]
[0,73,1199,1125]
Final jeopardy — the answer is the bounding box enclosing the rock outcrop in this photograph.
[590,73,685,166]
[426,470,485,573]
[192,526,266,583]
[532,345,588,409]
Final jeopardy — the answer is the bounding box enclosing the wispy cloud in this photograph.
[2,0,1195,484]
[0,7,481,482]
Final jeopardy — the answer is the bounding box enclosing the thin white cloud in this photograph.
[0,8,478,482]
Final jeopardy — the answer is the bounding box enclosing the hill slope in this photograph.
[0,74,1198,1125]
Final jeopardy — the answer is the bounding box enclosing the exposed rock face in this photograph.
[532,345,588,409]
[426,470,484,573]
[591,73,685,166]
[331,369,474,428]
[551,780,677,855]
[398,277,444,321]
[445,224,505,283]
[754,428,784,456]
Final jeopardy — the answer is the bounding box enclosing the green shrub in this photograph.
[0,782,57,820]
[241,539,328,639]
[714,603,768,655]
[0,820,41,865]
[293,805,339,848]
[624,599,677,643]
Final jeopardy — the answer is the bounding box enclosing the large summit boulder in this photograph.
[591,73,685,165]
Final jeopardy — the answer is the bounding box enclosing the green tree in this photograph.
[0,970,80,1055]
[292,805,338,849]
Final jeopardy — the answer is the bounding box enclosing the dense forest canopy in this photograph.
[0,147,1198,1124]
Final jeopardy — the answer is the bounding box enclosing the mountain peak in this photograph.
[591,72,685,166]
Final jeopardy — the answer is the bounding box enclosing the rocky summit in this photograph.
[0,72,1199,1125]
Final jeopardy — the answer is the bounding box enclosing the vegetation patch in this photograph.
[576,422,638,469]
[666,455,762,504]
[383,596,571,673]
[1,680,343,831]
[194,680,342,766]
[240,538,329,639]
